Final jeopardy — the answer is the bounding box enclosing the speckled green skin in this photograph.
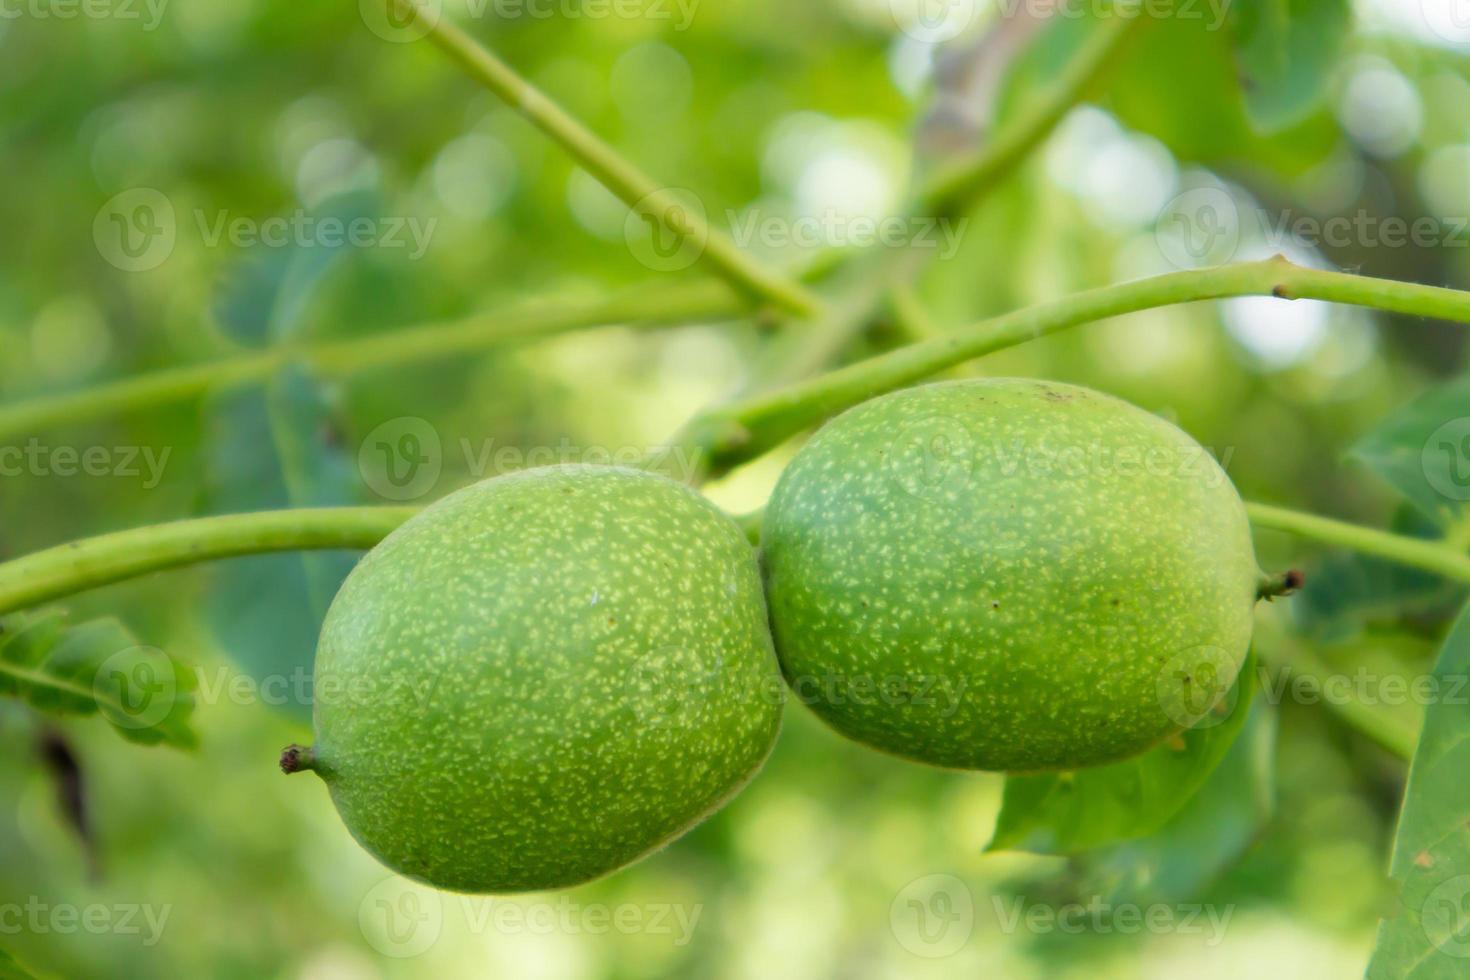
[761,379,1260,772]
[309,465,783,893]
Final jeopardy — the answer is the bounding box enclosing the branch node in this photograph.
[1258,568,1305,601]
[280,744,317,775]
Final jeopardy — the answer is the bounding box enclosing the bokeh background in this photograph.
[3,0,1470,976]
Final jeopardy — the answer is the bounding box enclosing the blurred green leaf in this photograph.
[1230,0,1350,133]
[1366,602,1470,979]
[1293,505,1467,642]
[0,946,39,980]
[212,191,378,348]
[987,649,1257,854]
[198,366,362,720]
[0,609,196,749]
[1079,696,1276,905]
[1105,6,1339,171]
[1353,374,1470,532]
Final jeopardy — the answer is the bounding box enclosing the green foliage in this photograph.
[1078,696,1277,906]
[199,366,360,717]
[1230,0,1351,132]
[1293,505,1467,641]
[0,947,39,980]
[1354,374,1470,534]
[0,0,1466,975]
[988,650,1258,854]
[1367,603,1470,979]
[0,610,196,748]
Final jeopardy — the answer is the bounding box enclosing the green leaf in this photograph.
[0,946,40,980]
[1366,603,1470,979]
[1229,0,1351,133]
[1079,696,1276,905]
[1353,374,1470,533]
[0,610,197,749]
[212,190,377,348]
[987,648,1258,854]
[198,364,363,720]
[1293,505,1468,642]
[1106,5,1339,172]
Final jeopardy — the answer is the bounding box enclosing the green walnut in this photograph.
[761,378,1267,772]
[283,464,783,893]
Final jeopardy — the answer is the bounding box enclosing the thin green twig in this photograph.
[0,508,418,616]
[919,7,1146,215]
[389,0,822,317]
[676,257,1470,477]
[0,279,745,443]
[1246,502,1470,586]
[0,496,1465,617]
